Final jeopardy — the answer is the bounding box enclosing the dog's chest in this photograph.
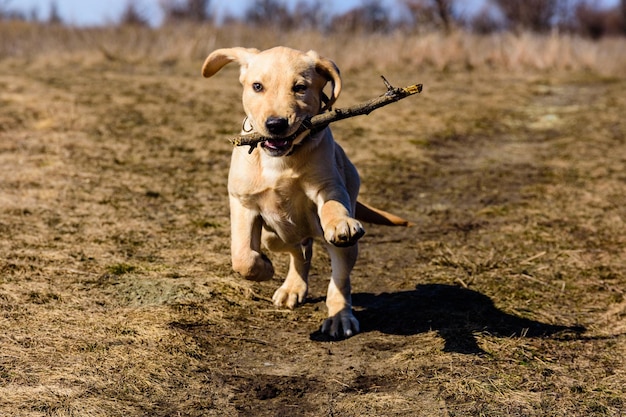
[234,165,319,239]
[254,168,311,214]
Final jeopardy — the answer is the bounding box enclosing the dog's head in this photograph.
[202,46,341,156]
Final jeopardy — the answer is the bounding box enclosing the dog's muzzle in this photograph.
[238,116,318,155]
[260,117,311,156]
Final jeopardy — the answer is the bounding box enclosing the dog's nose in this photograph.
[265,117,289,135]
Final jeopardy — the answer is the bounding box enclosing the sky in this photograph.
[11,0,391,26]
[8,0,488,26]
[8,0,621,27]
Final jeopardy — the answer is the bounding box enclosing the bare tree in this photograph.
[467,4,506,33]
[402,0,456,32]
[119,1,149,27]
[622,0,626,33]
[575,0,625,38]
[160,0,212,24]
[48,1,62,24]
[434,0,453,31]
[244,0,294,29]
[291,0,331,31]
[490,0,559,31]
[330,0,392,33]
[0,0,27,21]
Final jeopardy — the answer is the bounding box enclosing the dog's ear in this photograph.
[308,51,342,111]
[202,47,260,78]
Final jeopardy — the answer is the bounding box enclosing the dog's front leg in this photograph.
[229,196,274,281]
[321,243,360,338]
[269,237,313,309]
[319,200,365,247]
[316,186,362,337]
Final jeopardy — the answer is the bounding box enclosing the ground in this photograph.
[0,34,625,416]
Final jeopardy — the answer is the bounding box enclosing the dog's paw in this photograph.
[324,218,365,247]
[272,281,307,309]
[321,309,360,338]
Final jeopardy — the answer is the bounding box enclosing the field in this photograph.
[1,24,625,416]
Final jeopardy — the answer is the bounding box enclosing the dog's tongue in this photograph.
[265,139,290,149]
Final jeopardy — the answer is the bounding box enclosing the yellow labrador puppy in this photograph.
[202,46,409,338]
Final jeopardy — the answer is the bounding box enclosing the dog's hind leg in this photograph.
[267,235,313,309]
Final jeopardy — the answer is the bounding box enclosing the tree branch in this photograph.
[229,76,423,153]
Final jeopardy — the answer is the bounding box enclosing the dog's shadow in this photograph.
[311,284,585,353]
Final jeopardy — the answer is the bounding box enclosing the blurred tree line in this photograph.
[1,0,625,38]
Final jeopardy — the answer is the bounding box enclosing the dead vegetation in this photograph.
[0,24,625,416]
[1,22,626,75]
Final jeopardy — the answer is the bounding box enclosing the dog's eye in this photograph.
[293,84,308,94]
[252,82,264,93]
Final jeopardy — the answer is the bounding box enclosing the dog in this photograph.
[202,46,410,338]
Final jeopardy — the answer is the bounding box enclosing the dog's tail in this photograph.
[355,201,413,227]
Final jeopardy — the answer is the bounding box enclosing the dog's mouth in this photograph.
[244,116,314,156]
[261,138,293,156]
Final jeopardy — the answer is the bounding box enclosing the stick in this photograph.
[229,76,423,152]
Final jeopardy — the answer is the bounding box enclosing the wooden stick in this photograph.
[229,76,423,152]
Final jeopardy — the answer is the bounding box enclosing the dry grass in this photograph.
[1,21,626,75]
[1,22,625,416]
